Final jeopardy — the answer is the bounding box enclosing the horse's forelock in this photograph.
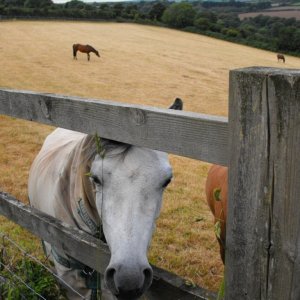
[80,135,131,166]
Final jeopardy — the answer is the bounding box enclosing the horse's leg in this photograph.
[87,53,90,61]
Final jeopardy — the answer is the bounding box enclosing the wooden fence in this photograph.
[0,66,299,299]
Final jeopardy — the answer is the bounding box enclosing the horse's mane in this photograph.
[86,45,97,52]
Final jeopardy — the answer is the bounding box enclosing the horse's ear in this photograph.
[169,98,183,110]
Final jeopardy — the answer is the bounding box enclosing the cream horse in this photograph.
[28,99,183,300]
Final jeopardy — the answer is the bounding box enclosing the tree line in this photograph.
[1,0,300,56]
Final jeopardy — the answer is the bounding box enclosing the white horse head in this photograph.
[28,98,183,300]
[90,141,172,299]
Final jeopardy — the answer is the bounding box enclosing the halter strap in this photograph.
[77,198,102,238]
[49,199,104,300]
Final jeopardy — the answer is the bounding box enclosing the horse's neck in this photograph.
[87,45,96,53]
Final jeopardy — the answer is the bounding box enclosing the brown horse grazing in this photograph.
[205,165,228,264]
[73,44,100,61]
[277,53,285,63]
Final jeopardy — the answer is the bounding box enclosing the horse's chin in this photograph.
[114,288,145,300]
[115,293,142,300]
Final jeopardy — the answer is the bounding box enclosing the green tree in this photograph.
[64,0,86,9]
[193,11,217,31]
[24,0,52,8]
[148,2,167,21]
[123,4,138,19]
[0,0,25,6]
[270,21,284,38]
[162,2,196,28]
[113,3,124,18]
[239,24,256,39]
[218,12,240,28]
[194,17,210,30]
[96,3,114,19]
[226,28,239,37]
[277,26,299,51]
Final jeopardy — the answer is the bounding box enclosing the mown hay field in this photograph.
[239,10,300,20]
[1,21,300,292]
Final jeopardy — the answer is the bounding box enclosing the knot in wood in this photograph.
[130,108,146,125]
[40,99,52,120]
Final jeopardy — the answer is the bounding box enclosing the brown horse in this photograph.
[205,165,228,264]
[277,53,285,63]
[73,44,100,61]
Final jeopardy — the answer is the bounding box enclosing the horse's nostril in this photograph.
[143,267,153,289]
[143,267,152,278]
[105,267,116,282]
[105,267,118,294]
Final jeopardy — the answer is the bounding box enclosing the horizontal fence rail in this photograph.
[0,89,228,166]
[0,191,215,300]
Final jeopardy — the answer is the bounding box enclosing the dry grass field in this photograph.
[1,20,300,293]
[239,10,300,20]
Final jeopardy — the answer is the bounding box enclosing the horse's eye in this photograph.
[162,178,172,189]
[92,175,102,185]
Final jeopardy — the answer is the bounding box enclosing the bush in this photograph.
[162,2,196,28]
[24,0,52,8]
[226,28,239,37]
[148,2,167,21]
[194,17,210,30]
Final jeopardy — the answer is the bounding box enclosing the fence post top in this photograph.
[230,66,300,76]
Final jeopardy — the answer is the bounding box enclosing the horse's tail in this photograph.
[283,56,285,63]
[73,44,77,58]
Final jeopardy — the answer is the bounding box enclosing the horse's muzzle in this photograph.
[105,264,153,299]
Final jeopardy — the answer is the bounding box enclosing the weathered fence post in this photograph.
[226,67,300,299]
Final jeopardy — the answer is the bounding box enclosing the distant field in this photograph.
[267,5,300,10]
[239,7,300,20]
[1,21,300,292]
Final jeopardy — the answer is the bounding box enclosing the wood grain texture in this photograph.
[0,191,111,274]
[226,67,270,300]
[0,191,215,300]
[267,70,300,300]
[0,89,228,166]
[226,67,300,300]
